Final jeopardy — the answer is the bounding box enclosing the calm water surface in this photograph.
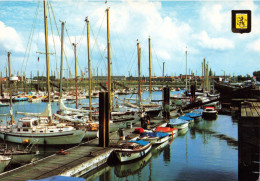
[0,91,238,180]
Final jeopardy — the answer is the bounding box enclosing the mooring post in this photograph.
[163,86,170,120]
[99,92,110,147]
[191,84,196,102]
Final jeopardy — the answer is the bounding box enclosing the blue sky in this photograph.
[0,0,259,78]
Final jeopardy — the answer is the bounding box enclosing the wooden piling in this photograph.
[238,101,260,181]
[163,87,170,120]
[99,92,110,147]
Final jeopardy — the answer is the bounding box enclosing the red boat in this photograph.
[154,126,178,136]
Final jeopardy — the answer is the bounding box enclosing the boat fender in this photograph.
[22,139,30,144]
[56,149,69,155]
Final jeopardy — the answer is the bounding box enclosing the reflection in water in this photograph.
[178,127,189,136]
[81,164,111,180]
[163,142,171,163]
[114,152,152,178]
[151,140,169,158]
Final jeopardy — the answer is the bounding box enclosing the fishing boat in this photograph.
[167,119,189,130]
[179,116,194,123]
[114,140,152,163]
[0,155,11,173]
[202,107,218,119]
[154,126,178,136]
[114,152,151,177]
[28,95,43,103]
[0,144,39,165]
[0,102,9,107]
[137,132,169,145]
[12,96,28,102]
[184,112,202,122]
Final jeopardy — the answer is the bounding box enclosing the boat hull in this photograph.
[0,130,85,145]
[139,135,169,145]
[0,156,11,173]
[202,112,217,119]
[115,143,152,163]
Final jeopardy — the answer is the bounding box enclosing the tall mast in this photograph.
[148,37,152,94]
[59,21,65,100]
[44,0,51,103]
[72,42,78,109]
[0,72,2,97]
[85,17,92,120]
[106,8,111,111]
[185,47,187,90]
[43,0,52,123]
[203,58,206,91]
[163,62,165,82]
[8,52,14,124]
[137,41,142,107]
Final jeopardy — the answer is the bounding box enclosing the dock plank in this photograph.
[245,107,253,117]
[241,108,247,117]
[251,108,259,117]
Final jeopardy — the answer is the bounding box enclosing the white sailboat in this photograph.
[0,0,85,145]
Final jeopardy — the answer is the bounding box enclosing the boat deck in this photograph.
[0,118,164,181]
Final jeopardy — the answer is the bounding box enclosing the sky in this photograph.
[0,0,259,78]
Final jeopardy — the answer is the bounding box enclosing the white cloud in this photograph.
[200,4,230,32]
[247,38,260,53]
[193,31,234,50]
[0,21,24,53]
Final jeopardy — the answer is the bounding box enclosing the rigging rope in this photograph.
[49,0,71,77]
[47,2,58,77]
[152,46,162,76]
[90,13,107,71]
[21,0,40,74]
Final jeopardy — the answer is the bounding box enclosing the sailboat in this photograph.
[0,0,85,145]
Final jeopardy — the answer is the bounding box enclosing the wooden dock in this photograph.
[239,101,260,181]
[0,118,164,181]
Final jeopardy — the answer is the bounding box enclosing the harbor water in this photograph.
[0,91,238,180]
[81,116,238,181]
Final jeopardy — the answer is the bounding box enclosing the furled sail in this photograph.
[16,103,52,117]
[53,113,85,123]
[59,100,93,113]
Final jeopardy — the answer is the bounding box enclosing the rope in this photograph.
[128,46,137,76]
[152,46,163,76]
[90,13,106,70]
[49,0,71,78]
[21,0,40,74]
[47,1,58,77]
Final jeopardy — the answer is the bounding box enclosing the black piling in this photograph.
[99,92,110,147]
[163,86,170,120]
[190,84,196,102]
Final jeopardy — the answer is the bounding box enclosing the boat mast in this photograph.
[8,52,14,124]
[85,17,92,120]
[44,1,51,102]
[137,41,142,107]
[148,37,152,95]
[43,0,52,122]
[106,8,111,113]
[185,47,188,91]
[72,42,78,109]
[59,21,65,101]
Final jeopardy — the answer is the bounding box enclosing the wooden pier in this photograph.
[0,119,164,181]
[238,101,260,181]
